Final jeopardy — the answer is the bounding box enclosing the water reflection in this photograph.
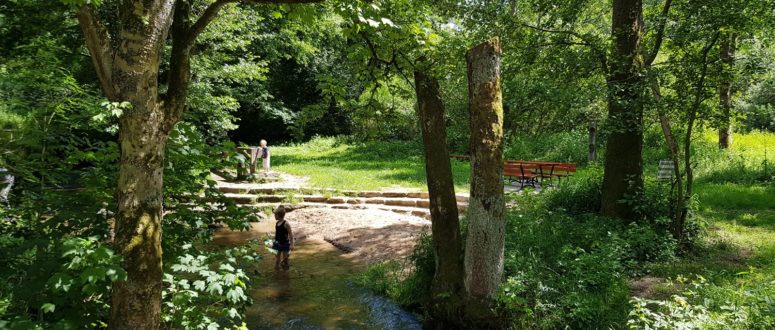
[212,218,420,330]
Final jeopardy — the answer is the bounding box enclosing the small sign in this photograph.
[657,160,675,181]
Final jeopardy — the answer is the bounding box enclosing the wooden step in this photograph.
[236,202,437,221]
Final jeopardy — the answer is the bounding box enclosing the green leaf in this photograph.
[41,303,56,313]
[80,266,107,283]
[193,280,206,291]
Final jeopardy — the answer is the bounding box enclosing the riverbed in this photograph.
[212,208,426,329]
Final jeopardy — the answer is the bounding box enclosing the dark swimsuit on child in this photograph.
[274,220,291,252]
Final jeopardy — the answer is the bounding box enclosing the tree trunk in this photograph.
[110,111,167,330]
[463,38,505,324]
[601,0,645,221]
[588,120,597,162]
[718,33,736,149]
[414,66,465,322]
[675,33,718,244]
[650,77,684,240]
[74,1,320,329]
[104,1,174,329]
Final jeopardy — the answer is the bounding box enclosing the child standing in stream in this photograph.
[273,206,293,270]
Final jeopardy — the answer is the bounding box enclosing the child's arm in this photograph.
[285,222,294,249]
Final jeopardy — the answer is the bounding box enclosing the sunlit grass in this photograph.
[648,182,775,311]
[271,136,471,191]
[695,183,775,211]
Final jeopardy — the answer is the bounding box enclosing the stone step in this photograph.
[222,193,469,210]
[217,185,469,203]
[237,202,436,221]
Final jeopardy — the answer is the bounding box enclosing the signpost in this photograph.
[658,160,675,181]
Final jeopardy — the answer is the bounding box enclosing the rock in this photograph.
[382,192,408,198]
[406,192,430,199]
[384,199,418,207]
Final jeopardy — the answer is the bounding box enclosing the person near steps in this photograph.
[273,206,293,270]
[260,139,270,176]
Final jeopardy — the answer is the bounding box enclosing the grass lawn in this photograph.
[648,132,775,285]
[649,183,775,278]
[643,142,774,325]
[271,136,471,192]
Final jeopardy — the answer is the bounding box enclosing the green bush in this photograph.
[354,234,435,310]
[503,131,593,166]
[0,237,125,329]
[543,166,603,215]
[499,207,632,329]
[629,275,775,329]
[497,182,685,328]
[692,132,774,184]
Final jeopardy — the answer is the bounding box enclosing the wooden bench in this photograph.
[504,160,576,187]
[504,162,542,187]
[551,163,577,185]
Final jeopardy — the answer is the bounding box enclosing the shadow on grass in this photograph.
[648,237,754,281]
[696,183,775,210]
[648,209,775,283]
[701,209,775,232]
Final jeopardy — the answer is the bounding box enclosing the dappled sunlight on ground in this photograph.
[211,208,426,329]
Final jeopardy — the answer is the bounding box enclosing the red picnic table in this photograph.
[448,155,576,188]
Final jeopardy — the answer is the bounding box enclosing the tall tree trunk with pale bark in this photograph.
[718,33,736,149]
[414,64,465,323]
[75,1,319,328]
[463,38,505,324]
[78,2,177,328]
[601,0,645,221]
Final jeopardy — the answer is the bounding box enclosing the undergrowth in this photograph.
[354,131,775,328]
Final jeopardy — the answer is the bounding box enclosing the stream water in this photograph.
[212,220,422,330]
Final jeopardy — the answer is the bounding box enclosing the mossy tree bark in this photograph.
[75,1,320,328]
[463,37,505,324]
[85,2,174,328]
[718,33,736,149]
[414,65,465,323]
[601,0,645,221]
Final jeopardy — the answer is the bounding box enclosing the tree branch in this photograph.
[644,0,673,66]
[519,22,608,73]
[76,5,117,100]
[162,0,323,133]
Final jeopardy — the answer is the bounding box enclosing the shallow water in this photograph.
[212,221,421,330]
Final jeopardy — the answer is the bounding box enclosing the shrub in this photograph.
[503,131,593,166]
[498,183,685,328]
[629,275,775,329]
[354,234,435,310]
[0,237,125,329]
[499,208,632,329]
[543,166,603,215]
[693,131,775,184]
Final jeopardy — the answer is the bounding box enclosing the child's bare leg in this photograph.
[281,251,290,270]
[275,253,281,270]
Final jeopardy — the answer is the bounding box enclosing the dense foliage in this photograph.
[1,0,774,328]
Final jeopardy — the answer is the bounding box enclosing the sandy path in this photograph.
[285,208,431,264]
